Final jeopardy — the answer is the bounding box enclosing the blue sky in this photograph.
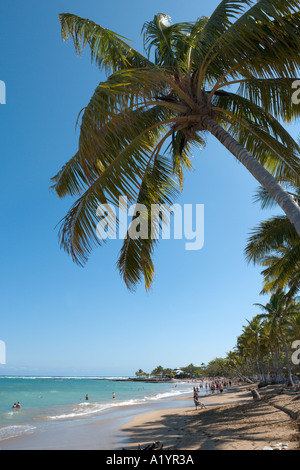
[0,0,298,376]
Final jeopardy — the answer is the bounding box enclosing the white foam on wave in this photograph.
[0,424,36,441]
[47,398,147,420]
[47,386,193,421]
[145,389,191,400]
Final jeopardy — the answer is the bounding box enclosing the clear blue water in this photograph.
[0,376,197,441]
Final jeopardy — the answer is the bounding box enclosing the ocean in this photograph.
[0,376,198,443]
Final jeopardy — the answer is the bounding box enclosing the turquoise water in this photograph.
[0,376,196,441]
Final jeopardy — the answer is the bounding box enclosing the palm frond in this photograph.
[237,78,300,123]
[245,216,298,264]
[196,1,300,86]
[142,14,196,67]
[50,151,90,197]
[259,244,300,294]
[59,13,153,73]
[56,103,185,266]
[253,185,300,210]
[117,154,179,290]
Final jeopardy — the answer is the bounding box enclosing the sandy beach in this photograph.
[1,382,299,450]
[120,384,300,451]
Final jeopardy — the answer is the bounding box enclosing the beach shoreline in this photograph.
[1,382,299,450]
[120,383,300,451]
[0,390,193,450]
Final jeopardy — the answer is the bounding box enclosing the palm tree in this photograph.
[52,1,300,289]
[238,324,265,382]
[255,291,300,386]
[235,335,258,381]
[244,316,268,384]
[225,349,254,383]
[245,185,300,296]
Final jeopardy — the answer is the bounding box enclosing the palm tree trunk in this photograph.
[279,324,295,387]
[228,365,254,384]
[255,337,267,385]
[249,356,257,382]
[275,340,284,384]
[252,355,262,382]
[203,116,300,237]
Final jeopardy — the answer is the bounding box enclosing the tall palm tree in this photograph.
[225,349,255,383]
[255,291,299,386]
[52,1,300,289]
[244,316,268,384]
[236,334,258,381]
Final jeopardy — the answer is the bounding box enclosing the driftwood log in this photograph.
[122,441,163,451]
[138,441,163,450]
[249,388,262,401]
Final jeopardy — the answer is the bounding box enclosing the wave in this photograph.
[47,387,192,421]
[145,389,191,400]
[0,424,36,441]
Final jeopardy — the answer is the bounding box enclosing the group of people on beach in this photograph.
[202,379,231,394]
[194,379,231,393]
[192,379,232,408]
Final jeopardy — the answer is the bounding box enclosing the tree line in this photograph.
[135,364,206,379]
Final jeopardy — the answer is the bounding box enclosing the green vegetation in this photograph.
[135,369,149,378]
[245,182,300,297]
[135,362,227,379]
[225,292,300,387]
[53,2,300,387]
[136,297,300,384]
[52,1,300,290]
